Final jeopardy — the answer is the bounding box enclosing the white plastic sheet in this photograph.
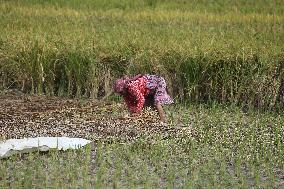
[0,137,92,158]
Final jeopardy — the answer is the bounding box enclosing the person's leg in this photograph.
[155,103,166,123]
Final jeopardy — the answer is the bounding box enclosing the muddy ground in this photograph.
[0,90,192,142]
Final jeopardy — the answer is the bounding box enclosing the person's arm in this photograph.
[155,103,166,123]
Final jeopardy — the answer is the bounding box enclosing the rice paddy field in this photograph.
[0,91,283,188]
[0,0,284,188]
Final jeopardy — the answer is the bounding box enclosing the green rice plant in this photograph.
[0,0,284,108]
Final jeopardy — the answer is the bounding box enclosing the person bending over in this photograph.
[113,74,173,123]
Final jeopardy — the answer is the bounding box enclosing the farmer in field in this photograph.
[113,74,173,123]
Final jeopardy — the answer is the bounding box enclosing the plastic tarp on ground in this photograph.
[0,137,92,158]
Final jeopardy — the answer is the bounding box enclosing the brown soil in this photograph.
[0,90,191,142]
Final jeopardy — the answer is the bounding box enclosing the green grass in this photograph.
[0,0,284,108]
[0,104,283,188]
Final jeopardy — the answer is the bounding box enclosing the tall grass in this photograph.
[0,0,284,108]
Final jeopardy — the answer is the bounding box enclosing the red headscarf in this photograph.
[113,74,143,93]
[113,76,130,93]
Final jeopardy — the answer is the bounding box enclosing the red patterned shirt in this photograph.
[123,76,150,113]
